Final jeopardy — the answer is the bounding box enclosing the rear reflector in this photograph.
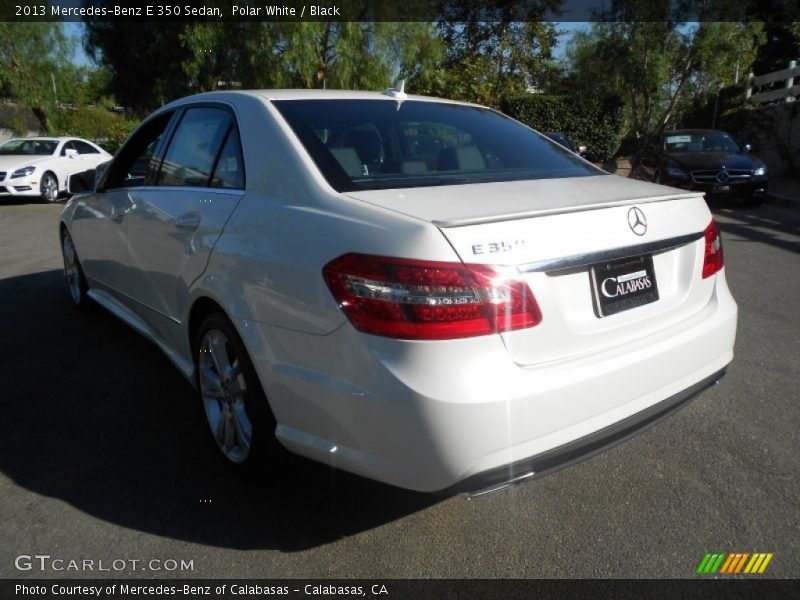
[702,219,724,279]
[323,253,542,340]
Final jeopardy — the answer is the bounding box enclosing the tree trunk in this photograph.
[31,107,48,132]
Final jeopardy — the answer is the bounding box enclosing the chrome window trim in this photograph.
[519,231,704,274]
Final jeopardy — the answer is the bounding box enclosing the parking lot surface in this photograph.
[1,199,798,578]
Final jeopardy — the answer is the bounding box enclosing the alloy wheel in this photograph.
[62,231,82,305]
[42,174,59,202]
[198,329,253,463]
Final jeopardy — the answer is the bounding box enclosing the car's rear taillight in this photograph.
[322,253,542,340]
[702,219,724,279]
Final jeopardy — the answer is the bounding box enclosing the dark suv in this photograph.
[634,129,768,206]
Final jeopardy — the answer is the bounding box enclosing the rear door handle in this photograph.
[174,213,201,230]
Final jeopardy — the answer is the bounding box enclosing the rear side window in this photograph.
[273,99,602,192]
[158,107,232,187]
[74,140,100,154]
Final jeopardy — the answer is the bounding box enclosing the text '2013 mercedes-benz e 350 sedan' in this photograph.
[60,89,737,493]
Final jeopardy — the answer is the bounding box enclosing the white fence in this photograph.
[745,60,800,104]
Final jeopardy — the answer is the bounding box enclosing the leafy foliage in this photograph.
[48,108,128,149]
[84,19,193,114]
[0,23,72,129]
[501,94,625,162]
[437,3,561,107]
[97,119,140,155]
[566,19,764,152]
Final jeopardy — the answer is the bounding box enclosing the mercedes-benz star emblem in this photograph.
[717,171,730,183]
[627,206,647,236]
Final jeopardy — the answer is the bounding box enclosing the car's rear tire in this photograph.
[61,228,92,311]
[194,312,280,475]
[41,172,59,203]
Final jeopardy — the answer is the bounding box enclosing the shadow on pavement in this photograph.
[709,200,800,256]
[0,269,435,551]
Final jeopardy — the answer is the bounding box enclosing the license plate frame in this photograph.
[590,254,659,317]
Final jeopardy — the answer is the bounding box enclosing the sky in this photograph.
[63,21,592,68]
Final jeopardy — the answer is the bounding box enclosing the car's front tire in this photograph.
[194,312,280,475]
[41,172,60,203]
[61,228,92,311]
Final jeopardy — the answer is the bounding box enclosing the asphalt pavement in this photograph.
[0,198,798,579]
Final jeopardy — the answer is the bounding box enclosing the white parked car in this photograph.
[59,90,737,493]
[0,137,111,203]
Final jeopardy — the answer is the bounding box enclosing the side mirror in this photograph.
[577,145,587,156]
[64,148,78,159]
[67,169,95,194]
[94,160,110,191]
[743,143,752,153]
[66,160,111,194]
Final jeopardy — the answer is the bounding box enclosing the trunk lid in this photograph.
[347,174,716,366]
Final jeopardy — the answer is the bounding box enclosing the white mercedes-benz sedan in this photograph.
[59,90,737,493]
[0,137,111,202]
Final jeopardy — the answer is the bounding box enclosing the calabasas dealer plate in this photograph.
[590,255,659,317]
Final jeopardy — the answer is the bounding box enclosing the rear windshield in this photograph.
[272,99,602,192]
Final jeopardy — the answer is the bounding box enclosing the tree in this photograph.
[181,22,445,93]
[567,17,764,152]
[0,23,72,130]
[84,20,193,113]
[437,2,561,106]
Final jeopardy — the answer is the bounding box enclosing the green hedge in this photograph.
[99,118,140,154]
[500,94,625,162]
[50,108,138,154]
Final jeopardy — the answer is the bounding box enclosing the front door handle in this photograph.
[174,213,201,230]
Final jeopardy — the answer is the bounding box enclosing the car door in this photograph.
[75,113,174,297]
[124,104,245,330]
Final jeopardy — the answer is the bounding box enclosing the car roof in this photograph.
[162,89,485,110]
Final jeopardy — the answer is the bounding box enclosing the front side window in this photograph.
[272,100,602,192]
[101,112,173,190]
[0,139,58,156]
[157,107,232,187]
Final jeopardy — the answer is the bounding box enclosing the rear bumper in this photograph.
[448,367,725,496]
[239,271,737,492]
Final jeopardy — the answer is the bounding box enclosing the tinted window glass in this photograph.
[158,108,232,187]
[74,140,100,154]
[0,139,58,155]
[272,100,601,192]
[210,127,244,189]
[102,113,172,189]
[663,132,740,154]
